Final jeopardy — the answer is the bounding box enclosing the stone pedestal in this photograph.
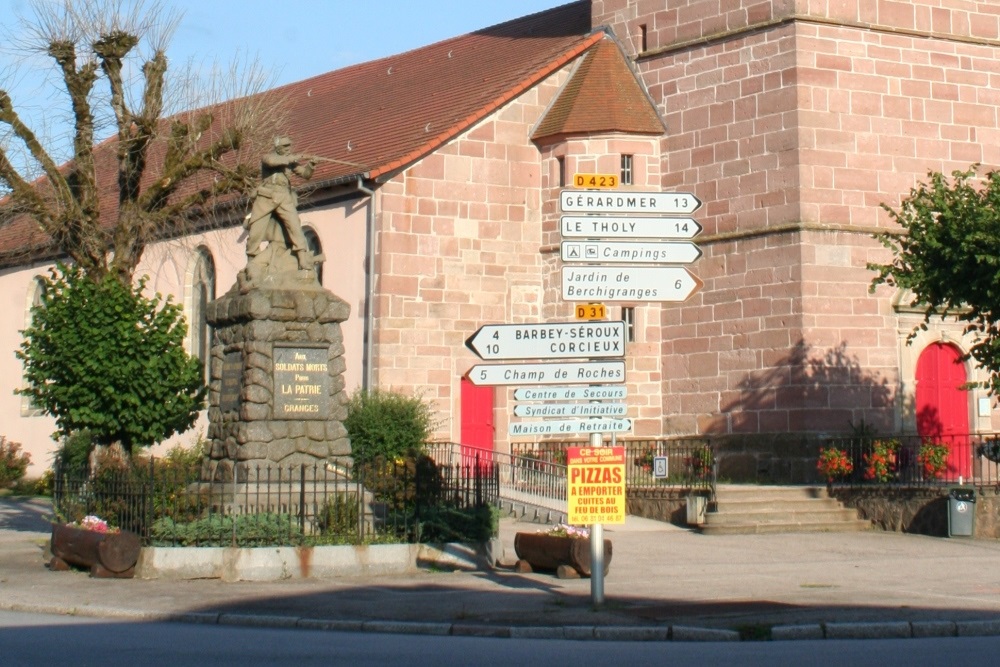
[204,273,352,482]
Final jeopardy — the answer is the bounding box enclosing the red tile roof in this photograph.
[532,39,665,141]
[1,1,649,265]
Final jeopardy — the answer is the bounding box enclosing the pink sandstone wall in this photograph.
[593,0,1000,436]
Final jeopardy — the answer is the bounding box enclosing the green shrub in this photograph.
[53,430,94,473]
[344,389,437,466]
[0,437,32,487]
[416,504,498,544]
[150,513,297,547]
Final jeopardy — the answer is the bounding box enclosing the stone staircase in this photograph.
[698,485,871,535]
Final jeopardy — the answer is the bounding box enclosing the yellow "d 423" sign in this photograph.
[573,173,618,189]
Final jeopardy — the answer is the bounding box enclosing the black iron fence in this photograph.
[52,454,498,547]
[820,434,1000,488]
[510,438,715,490]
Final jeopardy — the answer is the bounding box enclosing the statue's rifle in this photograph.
[303,155,366,169]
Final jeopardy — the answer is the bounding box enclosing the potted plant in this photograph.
[917,442,949,480]
[50,514,141,578]
[862,439,901,483]
[513,524,612,579]
[817,446,853,483]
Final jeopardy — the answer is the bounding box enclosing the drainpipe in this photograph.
[354,176,376,391]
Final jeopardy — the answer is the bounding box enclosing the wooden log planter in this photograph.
[513,532,612,579]
[50,524,141,578]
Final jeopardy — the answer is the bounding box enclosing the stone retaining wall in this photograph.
[831,487,1000,539]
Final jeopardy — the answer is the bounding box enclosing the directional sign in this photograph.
[465,321,626,361]
[513,385,628,401]
[561,216,702,239]
[468,360,625,386]
[513,402,628,418]
[509,418,632,436]
[560,190,701,215]
[572,173,619,189]
[561,241,702,265]
[562,266,702,302]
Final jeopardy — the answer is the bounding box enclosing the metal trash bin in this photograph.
[947,488,976,538]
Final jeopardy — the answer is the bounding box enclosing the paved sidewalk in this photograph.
[3,495,1000,641]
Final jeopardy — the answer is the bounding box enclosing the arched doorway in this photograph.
[915,342,971,478]
[460,377,494,468]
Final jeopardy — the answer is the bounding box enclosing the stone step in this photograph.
[710,498,844,513]
[714,485,832,501]
[703,508,862,525]
[698,484,871,535]
[699,519,872,536]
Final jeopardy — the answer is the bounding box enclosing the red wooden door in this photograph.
[460,377,494,469]
[915,342,971,478]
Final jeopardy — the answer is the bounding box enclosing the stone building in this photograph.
[3,1,999,479]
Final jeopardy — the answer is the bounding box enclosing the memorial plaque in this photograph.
[273,345,330,419]
[220,351,242,413]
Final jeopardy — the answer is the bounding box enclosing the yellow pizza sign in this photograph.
[566,446,626,525]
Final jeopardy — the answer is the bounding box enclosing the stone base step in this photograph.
[699,519,873,535]
[705,508,862,525]
[699,485,871,535]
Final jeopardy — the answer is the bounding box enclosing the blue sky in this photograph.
[0,1,570,161]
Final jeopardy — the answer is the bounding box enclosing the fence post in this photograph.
[299,464,306,538]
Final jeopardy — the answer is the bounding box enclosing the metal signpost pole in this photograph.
[589,430,605,607]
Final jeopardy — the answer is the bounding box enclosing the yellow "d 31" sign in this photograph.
[575,303,606,320]
[573,173,618,189]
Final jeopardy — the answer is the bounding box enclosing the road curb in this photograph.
[5,600,1000,642]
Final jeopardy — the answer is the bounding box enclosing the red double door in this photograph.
[915,342,971,478]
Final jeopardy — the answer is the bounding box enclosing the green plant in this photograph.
[343,389,436,466]
[150,513,298,547]
[863,439,901,483]
[314,493,361,538]
[917,442,949,480]
[0,436,31,486]
[416,504,498,543]
[543,523,589,539]
[53,430,94,473]
[687,446,713,480]
[17,264,205,455]
[634,445,656,473]
[816,447,853,483]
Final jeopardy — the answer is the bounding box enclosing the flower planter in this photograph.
[50,523,141,578]
[513,532,612,578]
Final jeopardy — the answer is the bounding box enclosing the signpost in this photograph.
[561,240,702,265]
[560,216,702,239]
[467,360,625,386]
[509,418,631,436]
[512,385,627,401]
[562,266,702,302]
[513,402,628,418]
[465,321,626,361]
[572,173,619,189]
[560,190,701,214]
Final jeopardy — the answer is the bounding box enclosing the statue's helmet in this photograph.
[274,136,293,148]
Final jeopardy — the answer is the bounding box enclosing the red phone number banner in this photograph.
[566,446,625,525]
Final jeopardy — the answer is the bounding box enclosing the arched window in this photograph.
[304,227,324,285]
[21,276,46,416]
[186,248,216,382]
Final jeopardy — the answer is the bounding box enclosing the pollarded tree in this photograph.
[0,0,281,284]
[17,263,204,454]
[869,166,1000,394]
